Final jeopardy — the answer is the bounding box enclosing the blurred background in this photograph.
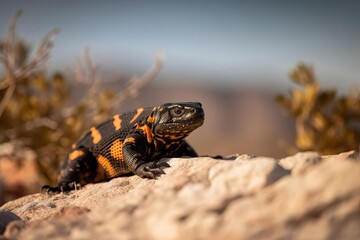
[0,1,359,203]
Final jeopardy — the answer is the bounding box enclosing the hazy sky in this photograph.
[1,0,359,89]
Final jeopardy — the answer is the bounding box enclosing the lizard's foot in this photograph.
[41,181,82,194]
[134,161,170,179]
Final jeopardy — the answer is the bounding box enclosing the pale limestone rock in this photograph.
[217,157,360,239]
[209,157,289,196]
[1,152,359,240]
[278,151,322,175]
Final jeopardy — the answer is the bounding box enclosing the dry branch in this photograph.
[0,10,59,117]
[114,53,164,108]
[66,49,164,118]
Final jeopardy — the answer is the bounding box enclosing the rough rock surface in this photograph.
[0,143,39,205]
[1,151,359,240]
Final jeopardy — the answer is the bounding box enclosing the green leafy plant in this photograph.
[276,63,360,154]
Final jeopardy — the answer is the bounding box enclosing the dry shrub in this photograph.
[276,63,360,154]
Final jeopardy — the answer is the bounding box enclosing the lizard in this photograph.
[42,102,204,193]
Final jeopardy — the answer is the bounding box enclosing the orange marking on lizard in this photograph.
[124,137,136,144]
[135,123,153,143]
[113,114,122,131]
[110,139,123,160]
[68,150,85,161]
[130,108,144,123]
[147,115,155,123]
[169,135,184,140]
[91,127,102,144]
[97,155,118,178]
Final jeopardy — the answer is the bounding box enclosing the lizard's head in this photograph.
[149,102,204,139]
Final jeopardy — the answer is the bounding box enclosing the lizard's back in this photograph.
[74,107,153,150]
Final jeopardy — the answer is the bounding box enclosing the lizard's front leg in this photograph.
[122,133,169,179]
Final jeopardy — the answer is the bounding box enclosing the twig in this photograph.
[0,11,23,115]
[0,10,59,117]
[83,47,102,111]
[0,80,15,116]
[0,80,10,90]
[17,28,60,79]
[5,10,22,71]
[23,117,58,131]
[114,53,164,107]
[65,48,104,117]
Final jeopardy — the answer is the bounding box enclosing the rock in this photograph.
[0,152,359,239]
[278,151,322,175]
[218,156,360,239]
[0,144,40,206]
[209,157,289,196]
[0,210,21,234]
[325,150,360,161]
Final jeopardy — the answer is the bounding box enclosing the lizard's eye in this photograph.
[171,108,184,117]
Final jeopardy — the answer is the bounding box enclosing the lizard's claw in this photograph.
[41,182,82,194]
[135,161,170,179]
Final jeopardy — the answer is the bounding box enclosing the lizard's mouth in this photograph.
[159,113,204,134]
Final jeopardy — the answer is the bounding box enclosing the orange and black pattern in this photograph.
[42,102,204,193]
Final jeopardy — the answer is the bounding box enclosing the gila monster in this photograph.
[42,102,204,192]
